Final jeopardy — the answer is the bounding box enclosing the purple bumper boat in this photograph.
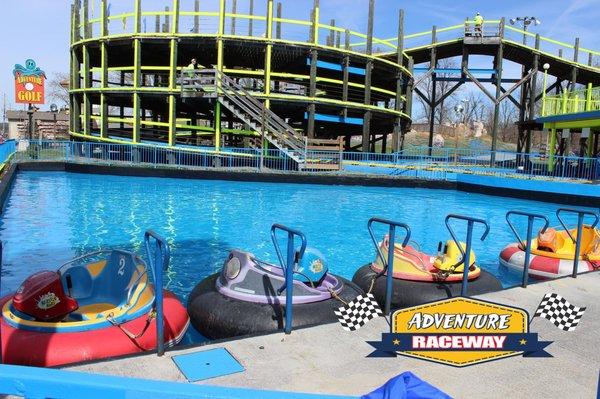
[187,249,363,339]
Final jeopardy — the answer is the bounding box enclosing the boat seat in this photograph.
[61,250,139,309]
[90,250,139,307]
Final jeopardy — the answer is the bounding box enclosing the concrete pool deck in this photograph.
[68,272,600,398]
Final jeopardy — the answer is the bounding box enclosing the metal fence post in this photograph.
[444,214,490,297]
[556,208,600,278]
[367,217,411,315]
[505,211,550,288]
[271,224,307,334]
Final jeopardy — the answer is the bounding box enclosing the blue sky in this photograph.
[1,0,599,112]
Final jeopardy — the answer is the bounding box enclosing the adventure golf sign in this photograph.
[13,59,46,104]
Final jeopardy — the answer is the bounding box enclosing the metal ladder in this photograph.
[182,69,307,168]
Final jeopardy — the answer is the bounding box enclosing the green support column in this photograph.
[168,0,180,146]
[361,0,374,152]
[100,0,108,138]
[132,0,142,143]
[70,1,82,135]
[548,127,556,172]
[83,0,89,39]
[215,0,225,151]
[342,30,350,119]
[307,0,319,139]
[263,0,274,151]
[490,18,505,164]
[264,0,274,109]
[392,9,404,153]
[82,44,91,136]
[133,39,141,143]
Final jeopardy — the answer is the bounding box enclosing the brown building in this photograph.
[6,110,70,141]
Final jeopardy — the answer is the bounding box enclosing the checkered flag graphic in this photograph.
[334,293,383,332]
[533,293,586,332]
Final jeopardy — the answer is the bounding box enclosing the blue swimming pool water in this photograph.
[0,172,594,341]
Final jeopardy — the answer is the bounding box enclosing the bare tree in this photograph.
[47,72,70,106]
[415,58,464,125]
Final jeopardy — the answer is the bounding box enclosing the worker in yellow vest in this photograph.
[474,12,484,37]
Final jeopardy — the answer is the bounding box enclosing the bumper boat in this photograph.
[500,225,600,279]
[1,232,189,367]
[353,237,502,308]
[188,228,362,339]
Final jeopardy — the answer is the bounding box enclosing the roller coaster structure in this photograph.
[69,0,600,161]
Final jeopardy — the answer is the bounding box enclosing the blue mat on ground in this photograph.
[172,347,245,382]
[361,372,451,399]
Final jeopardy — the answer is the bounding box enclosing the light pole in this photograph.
[454,99,468,159]
[509,17,541,45]
[541,63,550,117]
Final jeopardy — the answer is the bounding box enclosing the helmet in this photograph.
[476,12,481,15]
[295,247,328,284]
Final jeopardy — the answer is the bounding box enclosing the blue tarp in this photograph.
[361,372,451,399]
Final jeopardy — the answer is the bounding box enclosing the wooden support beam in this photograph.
[248,0,254,36]
[307,49,318,139]
[276,2,282,39]
[231,0,237,35]
[392,9,404,153]
[264,0,273,109]
[362,0,374,152]
[101,0,108,36]
[164,6,170,33]
[571,38,579,89]
[310,0,319,44]
[134,0,142,34]
[133,39,141,143]
[215,0,225,151]
[100,32,108,138]
[400,57,414,151]
[82,44,91,136]
[463,68,497,103]
[525,34,541,154]
[194,0,200,33]
[427,25,437,153]
[342,30,350,118]
[414,87,431,106]
[327,19,335,47]
[491,19,505,160]
[498,86,521,109]
[82,0,89,39]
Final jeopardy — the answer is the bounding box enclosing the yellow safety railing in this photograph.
[73,2,411,71]
[364,20,599,71]
[542,85,600,117]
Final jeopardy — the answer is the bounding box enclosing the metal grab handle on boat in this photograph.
[270,224,307,334]
[556,208,600,278]
[367,217,411,316]
[505,211,550,288]
[444,214,490,297]
[144,230,170,357]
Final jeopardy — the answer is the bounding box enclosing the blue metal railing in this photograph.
[444,214,490,297]
[0,364,357,399]
[270,224,308,334]
[505,211,550,288]
[144,230,170,356]
[9,140,600,182]
[0,140,16,164]
[367,217,411,315]
[556,208,600,278]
